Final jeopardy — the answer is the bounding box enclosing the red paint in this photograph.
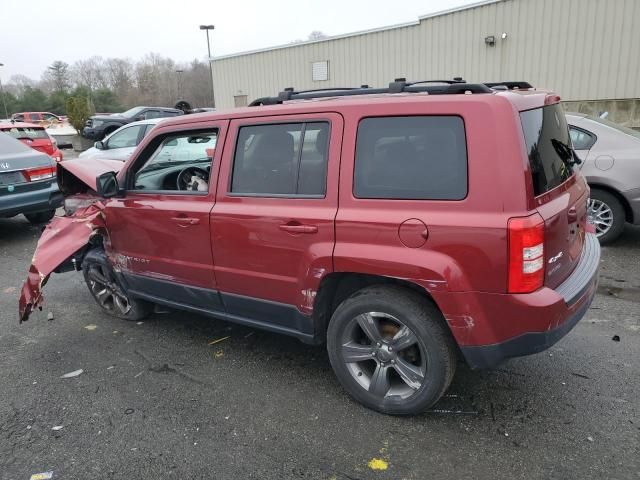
[19,88,595,353]
[0,122,64,161]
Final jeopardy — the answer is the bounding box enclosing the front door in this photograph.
[106,123,226,308]
[211,113,342,332]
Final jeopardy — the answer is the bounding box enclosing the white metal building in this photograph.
[211,0,640,126]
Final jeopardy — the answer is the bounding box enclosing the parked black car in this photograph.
[0,132,62,224]
[83,106,183,140]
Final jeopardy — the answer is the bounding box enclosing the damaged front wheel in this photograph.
[82,249,150,321]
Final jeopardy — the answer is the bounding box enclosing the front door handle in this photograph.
[279,223,318,234]
[171,216,201,227]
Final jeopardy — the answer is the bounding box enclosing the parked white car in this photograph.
[78,117,164,161]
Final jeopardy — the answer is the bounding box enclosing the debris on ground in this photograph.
[612,335,620,342]
[29,472,54,480]
[60,369,83,378]
[571,372,590,379]
[51,425,63,431]
[84,324,97,331]
[136,321,144,325]
[208,336,230,346]
[587,436,594,442]
[367,458,389,470]
[214,350,224,358]
[124,408,135,415]
[46,311,54,321]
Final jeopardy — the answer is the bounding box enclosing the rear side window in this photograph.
[231,122,329,196]
[520,105,574,196]
[569,126,596,150]
[354,116,468,200]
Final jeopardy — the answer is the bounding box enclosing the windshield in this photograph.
[119,107,145,118]
[588,116,640,140]
[520,104,575,196]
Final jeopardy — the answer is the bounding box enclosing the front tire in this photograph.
[588,189,625,244]
[82,248,150,321]
[326,285,457,415]
[24,210,55,224]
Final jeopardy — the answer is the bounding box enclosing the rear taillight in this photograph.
[508,213,545,293]
[22,166,56,182]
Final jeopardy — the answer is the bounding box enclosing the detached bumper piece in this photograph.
[461,233,600,369]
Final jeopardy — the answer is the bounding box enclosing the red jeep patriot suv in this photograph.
[20,79,599,415]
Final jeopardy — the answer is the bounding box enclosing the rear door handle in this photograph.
[171,216,201,227]
[279,223,318,234]
[567,207,578,223]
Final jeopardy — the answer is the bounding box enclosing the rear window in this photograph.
[354,116,468,200]
[520,105,574,196]
[1,126,49,140]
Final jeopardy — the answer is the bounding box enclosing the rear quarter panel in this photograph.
[334,96,530,296]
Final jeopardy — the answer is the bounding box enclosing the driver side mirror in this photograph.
[94,140,105,150]
[96,171,119,198]
[135,115,145,121]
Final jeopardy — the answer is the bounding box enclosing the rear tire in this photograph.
[589,189,625,245]
[326,285,457,415]
[82,248,151,321]
[24,210,55,224]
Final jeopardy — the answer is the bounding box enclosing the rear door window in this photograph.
[231,122,329,196]
[354,116,468,200]
[520,105,575,195]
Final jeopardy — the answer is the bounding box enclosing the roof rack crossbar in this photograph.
[484,81,533,90]
[249,78,493,106]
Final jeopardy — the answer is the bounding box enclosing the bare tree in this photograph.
[308,30,328,41]
[71,56,106,92]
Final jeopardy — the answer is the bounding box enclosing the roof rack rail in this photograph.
[249,77,492,106]
[484,81,533,90]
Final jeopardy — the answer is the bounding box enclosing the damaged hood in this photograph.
[57,158,123,193]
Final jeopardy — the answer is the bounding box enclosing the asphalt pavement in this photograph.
[0,216,638,480]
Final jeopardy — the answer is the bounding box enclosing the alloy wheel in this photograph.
[340,312,427,400]
[87,263,132,315]
[588,198,614,237]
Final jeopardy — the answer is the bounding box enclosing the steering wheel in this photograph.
[177,166,209,191]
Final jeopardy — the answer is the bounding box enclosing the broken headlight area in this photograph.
[19,200,106,323]
[63,195,100,216]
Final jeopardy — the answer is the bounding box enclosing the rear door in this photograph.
[211,113,342,322]
[521,104,589,288]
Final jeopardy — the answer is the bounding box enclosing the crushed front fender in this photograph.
[19,201,106,322]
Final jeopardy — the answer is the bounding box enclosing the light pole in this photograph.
[199,24,215,108]
[175,69,184,100]
[0,63,9,120]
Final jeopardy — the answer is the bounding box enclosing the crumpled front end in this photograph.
[19,201,106,322]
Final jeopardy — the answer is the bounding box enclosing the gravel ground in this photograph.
[0,216,638,480]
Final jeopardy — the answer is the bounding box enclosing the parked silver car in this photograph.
[79,117,164,162]
[567,113,640,244]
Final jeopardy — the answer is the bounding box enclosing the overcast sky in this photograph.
[0,0,477,81]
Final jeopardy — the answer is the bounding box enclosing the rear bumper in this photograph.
[0,181,63,217]
[621,187,640,225]
[438,234,600,369]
